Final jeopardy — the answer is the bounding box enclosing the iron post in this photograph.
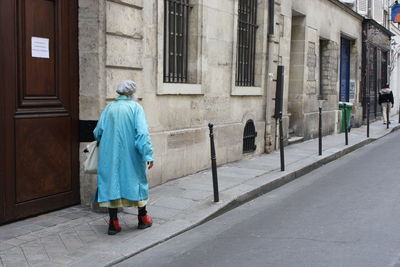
[367,101,370,138]
[208,123,219,202]
[387,103,390,129]
[319,107,322,156]
[279,113,285,171]
[276,65,285,171]
[344,103,348,145]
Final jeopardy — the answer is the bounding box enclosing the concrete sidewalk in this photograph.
[1,116,399,267]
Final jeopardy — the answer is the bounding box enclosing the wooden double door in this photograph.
[0,0,80,224]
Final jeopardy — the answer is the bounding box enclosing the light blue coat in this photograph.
[93,96,154,203]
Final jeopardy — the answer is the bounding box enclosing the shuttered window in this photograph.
[357,0,368,15]
[236,0,258,87]
[372,0,383,24]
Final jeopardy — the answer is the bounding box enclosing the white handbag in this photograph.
[83,141,98,174]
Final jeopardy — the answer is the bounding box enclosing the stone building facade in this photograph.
[338,0,397,121]
[276,0,363,141]
[78,0,274,204]
[78,0,365,205]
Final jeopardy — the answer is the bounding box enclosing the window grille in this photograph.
[243,120,257,153]
[164,0,190,83]
[236,0,258,87]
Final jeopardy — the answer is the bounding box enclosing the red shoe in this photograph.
[138,213,153,229]
[108,219,122,235]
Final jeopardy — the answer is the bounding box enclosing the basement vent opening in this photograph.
[243,120,257,153]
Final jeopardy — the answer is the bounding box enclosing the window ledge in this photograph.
[231,86,263,96]
[157,83,203,95]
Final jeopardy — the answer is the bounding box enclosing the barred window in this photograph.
[236,0,258,86]
[164,0,190,83]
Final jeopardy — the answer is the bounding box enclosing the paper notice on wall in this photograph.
[349,80,356,102]
[31,37,49,58]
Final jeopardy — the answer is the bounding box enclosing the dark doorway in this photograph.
[381,51,388,87]
[340,38,351,102]
[0,0,80,224]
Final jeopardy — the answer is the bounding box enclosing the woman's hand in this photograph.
[147,161,154,170]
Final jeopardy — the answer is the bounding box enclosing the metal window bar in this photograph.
[164,0,190,83]
[236,0,257,86]
[243,120,257,153]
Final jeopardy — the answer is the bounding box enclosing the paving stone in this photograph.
[4,238,27,247]
[20,241,49,266]
[75,230,99,244]
[59,230,84,252]
[217,174,248,186]
[32,261,64,267]
[0,247,29,266]
[43,223,75,235]
[174,179,216,192]
[0,242,14,252]
[0,226,34,240]
[88,223,108,236]
[35,220,58,228]
[15,232,38,242]
[0,233,15,241]
[58,213,82,220]
[20,224,45,233]
[180,189,212,201]
[227,159,281,171]
[151,196,196,210]
[40,235,74,265]
[218,166,266,179]
[74,223,93,232]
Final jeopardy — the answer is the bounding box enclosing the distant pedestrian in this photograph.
[378,84,394,125]
[93,80,154,235]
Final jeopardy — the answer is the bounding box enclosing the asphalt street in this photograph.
[117,130,400,267]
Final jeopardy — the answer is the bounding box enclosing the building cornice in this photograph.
[326,0,364,21]
[364,19,395,36]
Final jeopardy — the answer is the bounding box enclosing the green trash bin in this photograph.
[339,102,352,132]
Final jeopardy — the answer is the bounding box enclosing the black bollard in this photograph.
[344,103,348,145]
[275,66,285,172]
[386,103,390,129]
[319,107,322,156]
[279,113,285,171]
[367,101,370,138]
[208,123,219,202]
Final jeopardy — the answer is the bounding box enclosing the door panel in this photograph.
[0,0,79,224]
[24,0,56,96]
[16,117,72,203]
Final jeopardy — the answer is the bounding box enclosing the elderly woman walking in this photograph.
[93,80,154,235]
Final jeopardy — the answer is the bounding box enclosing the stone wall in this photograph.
[78,0,271,205]
[280,0,363,140]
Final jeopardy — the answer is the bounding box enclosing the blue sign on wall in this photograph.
[391,3,400,22]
